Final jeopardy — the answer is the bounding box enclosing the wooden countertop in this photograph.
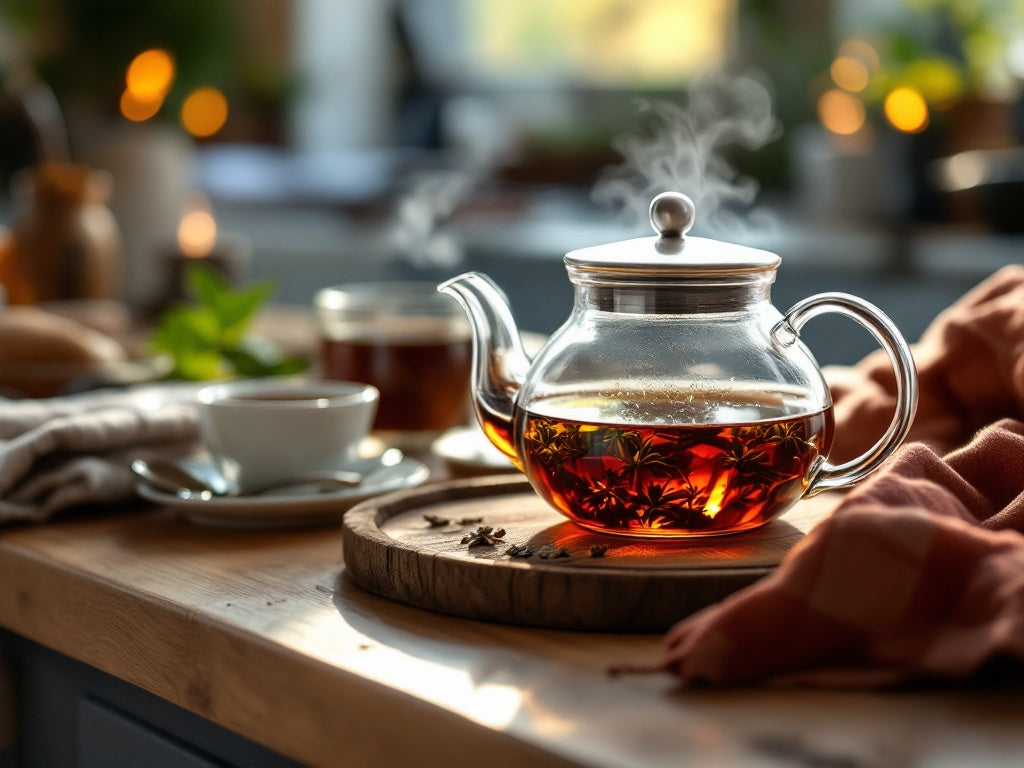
[1,492,1023,767]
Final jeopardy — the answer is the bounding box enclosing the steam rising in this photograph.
[388,169,477,269]
[592,70,781,236]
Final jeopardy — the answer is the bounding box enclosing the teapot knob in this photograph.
[649,192,695,239]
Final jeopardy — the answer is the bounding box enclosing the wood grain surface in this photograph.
[343,475,843,631]
[1,484,1023,767]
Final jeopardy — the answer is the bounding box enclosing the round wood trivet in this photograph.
[342,475,842,632]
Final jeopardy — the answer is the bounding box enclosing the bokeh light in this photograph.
[830,56,870,92]
[838,39,881,73]
[126,49,175,101]
[181,87,229,138]
[884,87,929,133]
[177,206,217,257]
[817,89,866,136]
[121,48,175,122]
[936,150,989,192]
[120,89,162,122]
[905,58,963,109]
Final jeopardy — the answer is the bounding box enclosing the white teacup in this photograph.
[195,378,378,494]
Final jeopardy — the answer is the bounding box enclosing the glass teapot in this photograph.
[439,192,918,538]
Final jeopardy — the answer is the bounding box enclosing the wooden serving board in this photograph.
[342,475,843,632]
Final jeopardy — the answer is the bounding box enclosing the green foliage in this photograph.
[150,264,309,381]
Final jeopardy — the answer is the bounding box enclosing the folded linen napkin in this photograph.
[631,265,1024,686]
[0,384,201,523]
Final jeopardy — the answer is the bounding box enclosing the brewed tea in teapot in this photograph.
[440,192,917,538]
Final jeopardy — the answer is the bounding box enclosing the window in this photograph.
[405,0,738,89]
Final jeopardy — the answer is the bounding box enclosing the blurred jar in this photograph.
[5,162,122,304]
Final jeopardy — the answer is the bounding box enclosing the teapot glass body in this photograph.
[440,193,917,538]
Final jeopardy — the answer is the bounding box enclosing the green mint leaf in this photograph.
[174,349,227,381]
[186,263,230,309]
[219,281,275,343]
[149,265,292,382]
[150,305,221,353]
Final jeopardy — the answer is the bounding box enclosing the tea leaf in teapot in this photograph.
[721,440,780,480]
[518,408,827,536]
[615,434,676,477]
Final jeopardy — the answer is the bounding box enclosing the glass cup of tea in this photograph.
[313,282,473,448]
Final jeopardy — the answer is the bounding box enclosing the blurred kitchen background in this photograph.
[1,0,1023,365]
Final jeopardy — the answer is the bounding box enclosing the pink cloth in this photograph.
[642,266,1024,686]
[829,264,1024,462]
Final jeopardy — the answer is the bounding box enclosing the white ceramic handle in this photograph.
[771,292,919,495]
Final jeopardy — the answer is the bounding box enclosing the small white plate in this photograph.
[431,426,518,475]
[136,453,430,528]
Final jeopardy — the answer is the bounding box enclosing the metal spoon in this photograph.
[131,457,366,499]
[130,457,215,501]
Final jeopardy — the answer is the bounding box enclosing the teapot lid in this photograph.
[565,192,780,278]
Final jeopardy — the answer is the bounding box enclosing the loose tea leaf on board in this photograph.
[423,514,450,528]
[536,544,571,559]
[506,543,534,558]
[461,526,506,547]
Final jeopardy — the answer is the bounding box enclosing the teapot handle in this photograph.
[771,292,919,496]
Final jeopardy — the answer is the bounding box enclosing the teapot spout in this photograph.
[438,272,530,466]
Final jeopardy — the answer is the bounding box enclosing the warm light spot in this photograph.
[181,87,229,138]
[177,195,217,257]
[481,421,519,466]
[838,39,881,72]
[884,87,929,133]
[119,89,163,122]
[703,476,729,519]
[830,56,870,92]
[817,88,866,135]
[126,49,175,101]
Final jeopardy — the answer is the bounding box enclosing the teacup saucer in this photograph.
[135,453,430,528]
[431,426,518,476]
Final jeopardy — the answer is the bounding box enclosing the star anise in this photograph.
[761,421,809,455]
[634,482,699,525]
[589,544,608,558]
[721,439,776,478]
[461,526,506,547]
[423,514,450,528]
[616,434,676,477]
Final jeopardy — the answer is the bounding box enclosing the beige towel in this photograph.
[0,384,201,523]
